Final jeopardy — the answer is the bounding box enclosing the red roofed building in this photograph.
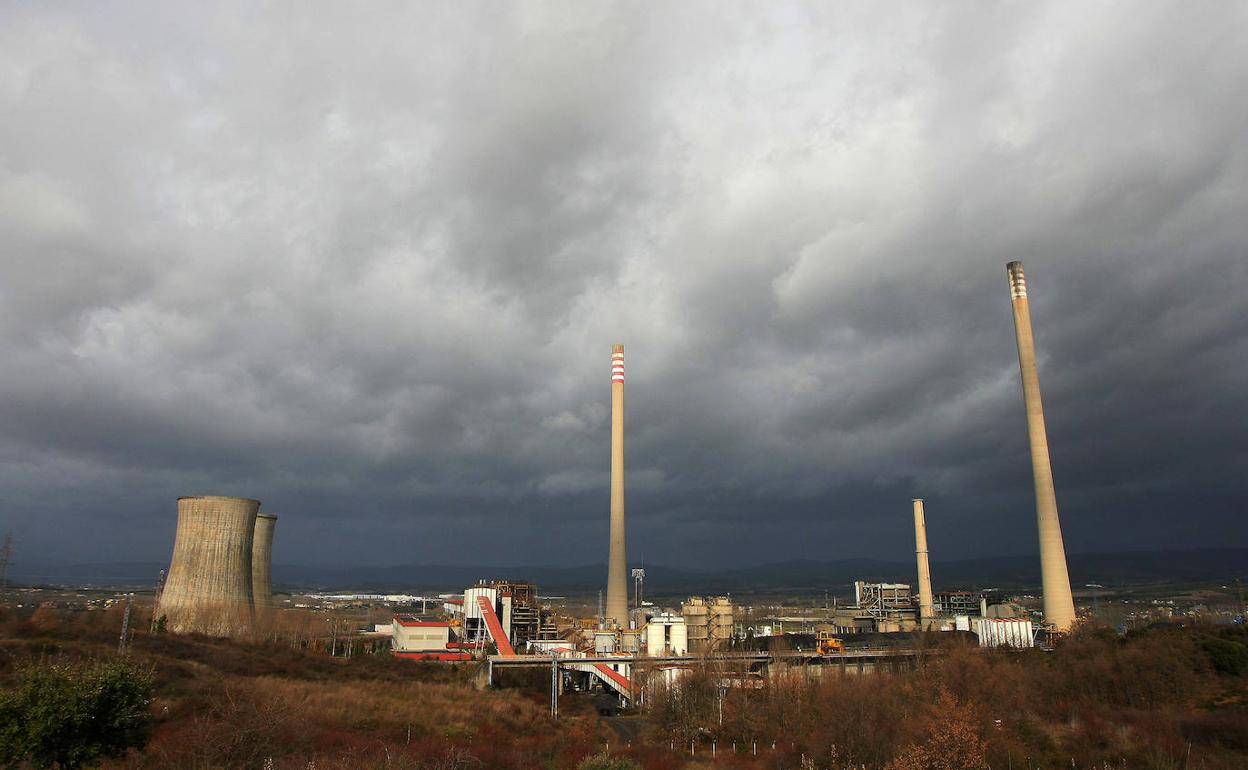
[392,615,452,653]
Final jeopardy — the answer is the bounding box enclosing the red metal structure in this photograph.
[593,663,631,695]
[475,595,516,656]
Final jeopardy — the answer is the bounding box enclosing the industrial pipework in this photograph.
[1006,262,1076,632]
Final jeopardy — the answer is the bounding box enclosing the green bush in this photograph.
[0,658,153,769]
[1198,636,1248,677]
[576,753,642,770]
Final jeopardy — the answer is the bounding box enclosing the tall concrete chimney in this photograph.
[912,498,935,625]
[252,513,277,621]
[160,495,259,637]
[605,344,628,627]
[1006,261,1076,632]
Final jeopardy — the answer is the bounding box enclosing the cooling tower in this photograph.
[605,344,628,627]
[912,499,935,625]
[159,495,259,637]
[252,513,277,619]
[1006,262,1077,632]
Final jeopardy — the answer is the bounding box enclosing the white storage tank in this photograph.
[645,613,688,656]
[670,621,688,655]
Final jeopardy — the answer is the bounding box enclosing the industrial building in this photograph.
[415,579,557,658]
[484,579,550,646]
[853,581,917,632]
[392,615,451,651]
[933,591,989,617]
[959,616,1036,648]
[682,596,734,653]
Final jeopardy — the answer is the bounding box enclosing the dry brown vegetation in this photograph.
[0,606,609,769]
[648,625,1248,769]
[4,604,1248,769]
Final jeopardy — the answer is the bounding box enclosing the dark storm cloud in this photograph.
[1,2,1245,571]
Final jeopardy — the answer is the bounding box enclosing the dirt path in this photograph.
[600,714,647,745]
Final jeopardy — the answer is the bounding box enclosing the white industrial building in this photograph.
[956,616,1035,648]
[392,616,452,652]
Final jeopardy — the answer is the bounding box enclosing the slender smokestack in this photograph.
[1007,261,1076,632]
[912,499,934,625]
[605,344,628,627]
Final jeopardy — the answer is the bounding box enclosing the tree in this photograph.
[0,659,153,769]
[885,690,988,770]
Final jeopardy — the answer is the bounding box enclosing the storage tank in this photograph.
[670,619,688,655]
[251,513,277,619]
[646,614,688,656]
[159,496,259,637]
[646,621,664,655]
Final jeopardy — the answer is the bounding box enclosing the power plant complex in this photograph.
[151,264,1080,679]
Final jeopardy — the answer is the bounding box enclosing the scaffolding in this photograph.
[854,581,914,620]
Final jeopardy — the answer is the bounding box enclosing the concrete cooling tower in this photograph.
[252,513,277,618]
[160,495,259,637]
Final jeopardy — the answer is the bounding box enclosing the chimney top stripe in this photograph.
[1007,262,1028,299]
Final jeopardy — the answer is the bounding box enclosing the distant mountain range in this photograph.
[10,547,1246,596]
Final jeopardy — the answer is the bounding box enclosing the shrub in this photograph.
[576,754,641,770]
[1198,636,1248,677]
[0,658,153,769]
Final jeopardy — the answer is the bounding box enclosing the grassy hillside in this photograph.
[4,604,1248,769]
[0,606,612,769]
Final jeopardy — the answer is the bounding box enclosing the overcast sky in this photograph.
[1,2,1245,573]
